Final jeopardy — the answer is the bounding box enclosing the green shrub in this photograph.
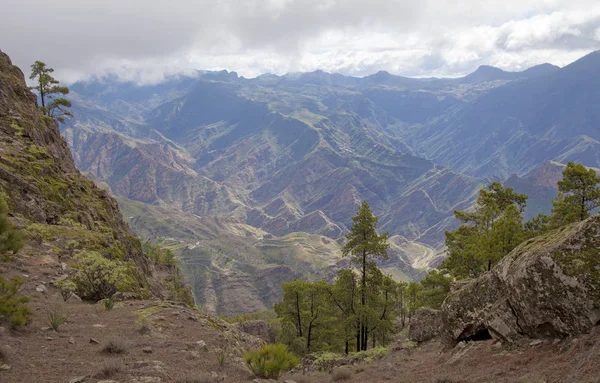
[244,344,299,379]
[46,309,67,331]
[0,196,23,256]
[214,346,228,366]
[54,276,77,301]
[0,277,31,326]
[102,297,115,311]
[71,251,136,301]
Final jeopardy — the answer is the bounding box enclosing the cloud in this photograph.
[1,0,599,83]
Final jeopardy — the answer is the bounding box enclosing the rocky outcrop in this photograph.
[236,320,271,342]
[409,308,443,342]
[441,214,600,345]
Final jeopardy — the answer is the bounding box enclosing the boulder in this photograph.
[441,215,600,345]
[236,320,270,342]
[408,308,443,342]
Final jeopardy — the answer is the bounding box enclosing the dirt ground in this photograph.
[283,327,600,383]
[2,250,599,383]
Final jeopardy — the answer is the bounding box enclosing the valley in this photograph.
[63,51,600,315]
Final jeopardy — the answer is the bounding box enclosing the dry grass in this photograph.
[331,367,353,382]
[102,337,128,354]
[96,359,124,378]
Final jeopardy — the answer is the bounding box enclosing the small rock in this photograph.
[93,324,106,328]
[35,285,47,293]
[69,337,75,344]
[61,262,68,271]
[455,341,467,349]
[66,293,83,303]
[196,340,208,351]
[89,338,100,344]
[142,347,153,354]
[0,364,11,371]
[68,376,87,383]
[46,337,53,341]
[529,339,543,346]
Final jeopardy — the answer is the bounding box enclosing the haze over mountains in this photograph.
[63,50,600,314]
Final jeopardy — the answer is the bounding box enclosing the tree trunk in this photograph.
[295,292,302,337]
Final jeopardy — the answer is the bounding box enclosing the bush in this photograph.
[0,195,23,256]
[102,337,128,354]
[53,277,77,301]
[97,359,123,378]
[46,309,67,331]
[244,343,299,379]
[214,346,228,366]
[0,276,31,326]
[331,367,352,381]
[71,251,136,301]
[102,297,115,311]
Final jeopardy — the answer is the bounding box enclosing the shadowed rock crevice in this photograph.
[457,325,492,342]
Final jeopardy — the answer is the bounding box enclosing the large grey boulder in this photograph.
[409,308,443,342]
[441,215,600,345]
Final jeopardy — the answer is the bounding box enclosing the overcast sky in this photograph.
[1,0,600,84]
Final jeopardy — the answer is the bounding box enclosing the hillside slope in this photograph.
[0,49,268,382]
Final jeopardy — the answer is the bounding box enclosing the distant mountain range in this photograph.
[63,50,600,313]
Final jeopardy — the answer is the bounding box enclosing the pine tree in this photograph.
[342,201,389,351]
[551,162,600,226]
[0,195,23,256]
[442,182,527,277]
[29,61,72,123]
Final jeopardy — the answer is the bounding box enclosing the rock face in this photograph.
[236,320,271,343]
[441,214,600,345]
[0,49,186,301]
[409,308,443,342]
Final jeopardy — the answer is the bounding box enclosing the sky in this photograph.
[1,0,600,84]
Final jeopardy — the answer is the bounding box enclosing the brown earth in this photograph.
[282,329,600,383]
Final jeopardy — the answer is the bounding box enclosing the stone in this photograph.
[142,347,153,354]
[529,339,543,346]
[441,215,600,346]
[89,338,100,344]
[68,376,87,383]
[93,324,106,328]
[112,291,135,301]
[236,320,270,342]
[35,284,47,293]
[408,308,443,342]
[0,364,11,371]
[195,340,208,351]
[66,293,83,303]
[69,337,75,344]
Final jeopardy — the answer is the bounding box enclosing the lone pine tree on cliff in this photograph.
[342,200,389,351]
[29,61,72,123]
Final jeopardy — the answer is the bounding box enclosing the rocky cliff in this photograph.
[440,214,600,345]
[0,49,179,298]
